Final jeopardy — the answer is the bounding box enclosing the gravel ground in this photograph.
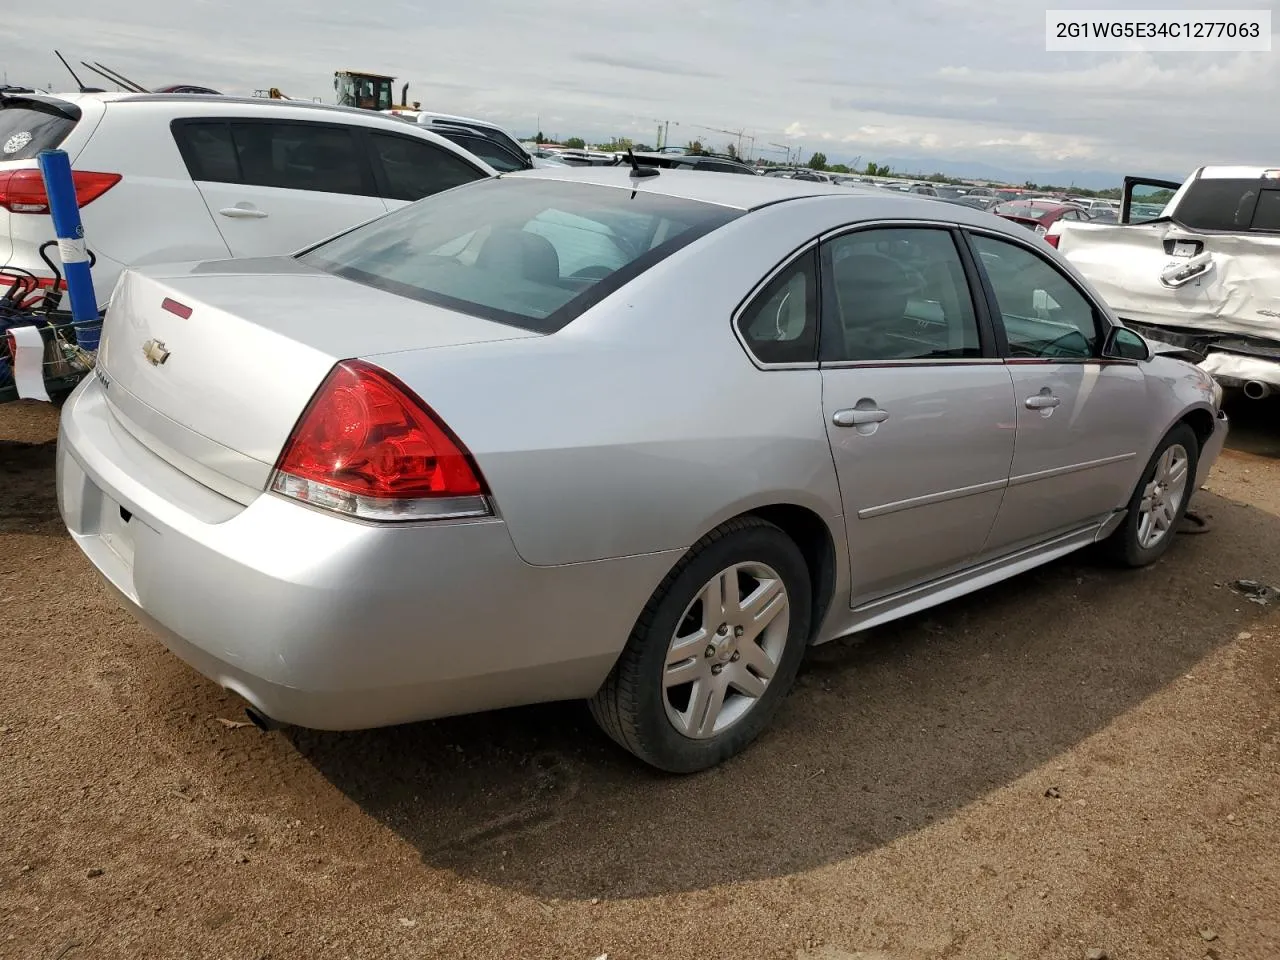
[2,395,1278,960]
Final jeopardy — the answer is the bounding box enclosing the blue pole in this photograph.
[37,149,100,352]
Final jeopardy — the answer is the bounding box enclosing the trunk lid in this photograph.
[1056,220,1280,339]
[96,257,540,502]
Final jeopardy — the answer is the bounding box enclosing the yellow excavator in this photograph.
[333,71,419,112]
[256,72,419,112]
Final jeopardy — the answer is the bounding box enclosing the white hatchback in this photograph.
[0,92,494,308]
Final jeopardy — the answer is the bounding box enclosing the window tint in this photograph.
[822,228,981,362]
[368,132,484,202]
[1249,190,1280,231]
[229,122,367,195]
[173,121,239,182]
[736,251,819,364]
[299,177,739,333]
[436,131,527,172]
[1175,178,1261,230]
[0,103,77,161]
[970,233,1099,360]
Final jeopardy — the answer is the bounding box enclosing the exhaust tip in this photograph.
[244,706,278,732]
[1243,380,1271,400]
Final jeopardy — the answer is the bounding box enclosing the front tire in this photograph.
[589,517,812,773]
[1105,422,1199,568]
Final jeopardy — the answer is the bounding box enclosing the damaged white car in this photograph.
[1048,166,1280,398]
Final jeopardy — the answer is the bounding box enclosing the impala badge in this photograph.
[142,338,170,366]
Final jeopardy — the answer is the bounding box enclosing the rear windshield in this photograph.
[0,101,79,161]
[1174,177,1278,231]
[299,177,740,333]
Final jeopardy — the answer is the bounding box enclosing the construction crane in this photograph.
[690,122,755,161]
[768,142,797,166]
[639,117,680,151]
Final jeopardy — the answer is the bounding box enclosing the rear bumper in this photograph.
[56,374,677,730]
[1199,351,1280,391]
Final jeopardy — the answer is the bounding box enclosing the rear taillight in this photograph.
[270,359,490,522]
[0,169,122,214]
[1044,233,1061,248]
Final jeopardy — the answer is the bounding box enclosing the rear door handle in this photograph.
[218,206,268,219]
[1025,394,1061,410]
[832,408,889,427]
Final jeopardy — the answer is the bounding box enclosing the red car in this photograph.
[992,200,1093,246]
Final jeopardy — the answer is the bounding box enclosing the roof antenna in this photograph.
[80,61,147,93]
[92,62,150,93]
[626,147,659,179]
[54,50,88,92]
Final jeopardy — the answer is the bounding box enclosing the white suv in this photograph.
[0,93,495,309]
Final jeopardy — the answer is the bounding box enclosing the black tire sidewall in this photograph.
[1113,423,1200,567]
[627,523,812,773]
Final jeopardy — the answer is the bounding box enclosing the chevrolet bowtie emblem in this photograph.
[142,338,170,366]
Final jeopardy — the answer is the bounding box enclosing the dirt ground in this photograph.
[2,395,1278,960]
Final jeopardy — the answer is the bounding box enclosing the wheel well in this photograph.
[741,504,837,639]
[1180,407,1215,453]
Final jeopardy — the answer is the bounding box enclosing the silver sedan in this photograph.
[56,167,1228,772]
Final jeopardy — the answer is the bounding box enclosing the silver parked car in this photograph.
[57,167,1228,772]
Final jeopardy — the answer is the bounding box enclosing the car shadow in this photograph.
[289,488,1279,901]
[1220,391,1280,458]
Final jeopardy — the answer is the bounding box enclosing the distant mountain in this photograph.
[864,156,1188,191]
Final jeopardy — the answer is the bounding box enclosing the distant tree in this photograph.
[634,143,654,152]
[565,136,586,150]
[725,143,738,159]
[829,163,850,174]
[864,161,892,177]
[535,130,546,143]
[685,139,704,154]
[808,152,828,171]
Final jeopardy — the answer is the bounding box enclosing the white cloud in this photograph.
[1,0,1275,181]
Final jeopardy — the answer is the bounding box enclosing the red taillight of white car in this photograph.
[0,169,123,214]
[270,359,491,522]
[1044,233,1061,248]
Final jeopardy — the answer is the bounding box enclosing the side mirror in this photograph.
[1103,326,1151,362]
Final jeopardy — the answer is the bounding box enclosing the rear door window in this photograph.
[1175,178,1263,230]
[367,131,486,201]
[230,121,371,195]
[0,102,78,161]
[435,131,528,172]
[1251,190,1280,232]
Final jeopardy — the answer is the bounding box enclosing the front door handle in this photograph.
[1025,394,1061,410]
[832,407,889,427]
[218,206,269,219]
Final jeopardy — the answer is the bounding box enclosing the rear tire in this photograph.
[589,517,812,773]
[1104,423,1199,568]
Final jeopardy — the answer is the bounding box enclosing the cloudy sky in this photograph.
[2,0,1276,181]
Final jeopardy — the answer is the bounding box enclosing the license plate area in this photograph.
[94,489,137,569]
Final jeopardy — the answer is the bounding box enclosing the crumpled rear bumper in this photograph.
[1199,351,1280,391]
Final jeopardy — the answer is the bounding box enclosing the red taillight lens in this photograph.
[1044,234,1061,248]
[270,359,490,521]
[0,169,122,214]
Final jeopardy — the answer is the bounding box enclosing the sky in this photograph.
[2,0,1277,183]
